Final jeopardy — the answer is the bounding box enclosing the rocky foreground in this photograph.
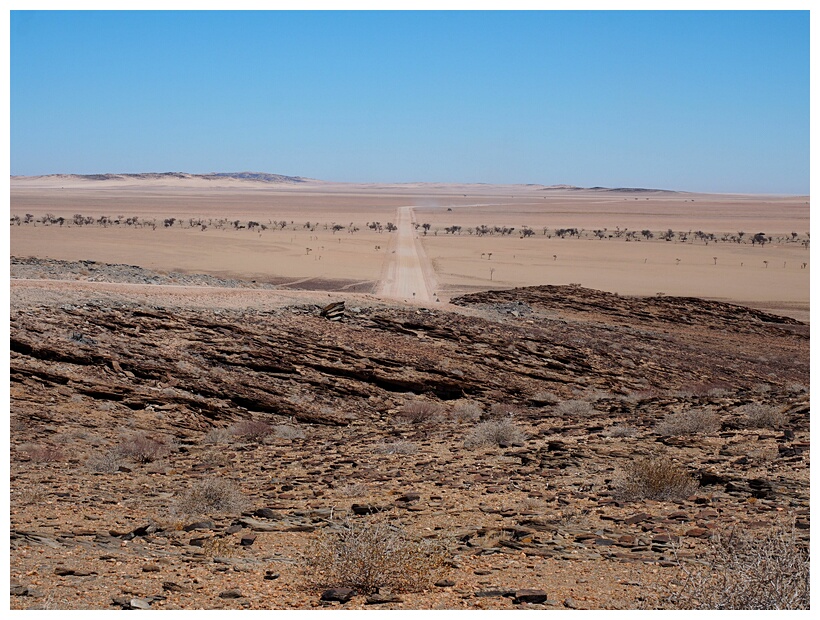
[9,266,810,609]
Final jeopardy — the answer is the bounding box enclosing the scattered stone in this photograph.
[320,588,355,603]
[475,588,516,598]
[625,512,652,525]
[351,503,388,515]
[564,597,579,609]
[218,589,244,599]
[183,520,215,532]
[254,508,278,519]
[130,598,153,610]
[435,579,456,587]
[365,592,403,604]
[240,534,257,547]
[515,589,548,604]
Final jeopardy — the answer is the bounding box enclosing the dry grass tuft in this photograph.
[740,403,788,429]
[615,454,698,501]
[464,418,525,448]
[396,400,445,424]
[671,523,809,609]
[229,419,273,441]
[303,519,448,594]
[604,425,639,438]
[655,409,721,436]
[116,431,175,463]
[373,441,418,455]
[555,399,596,417]
[21,443,65,463]
[271,424,306,440]
[174,478,248,517]
[202,427,233,444]
[486,402,524,419]
[85,448,124,473]
[449,400,483,422]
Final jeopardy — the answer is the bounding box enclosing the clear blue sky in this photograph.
[10,10,809,193]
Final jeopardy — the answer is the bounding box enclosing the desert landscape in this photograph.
[8,173,810,609]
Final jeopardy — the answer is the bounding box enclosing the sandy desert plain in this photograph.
[8,174,811,609]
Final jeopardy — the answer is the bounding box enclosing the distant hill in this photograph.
[16,172,311,184]
[543,185,679,193]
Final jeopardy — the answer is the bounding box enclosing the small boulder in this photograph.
[515,589,548,604]
[321,587,355,603]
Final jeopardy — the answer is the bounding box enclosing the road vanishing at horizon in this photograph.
[378,206,437,303]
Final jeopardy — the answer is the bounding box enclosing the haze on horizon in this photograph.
[10,10,809,195]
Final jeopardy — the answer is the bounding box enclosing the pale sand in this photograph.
[10,176,810,321]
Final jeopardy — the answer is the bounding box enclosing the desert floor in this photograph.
[8,176,811,610]
[10,176,810,321]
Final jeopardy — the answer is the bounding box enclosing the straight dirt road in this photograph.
[378,206,436,303]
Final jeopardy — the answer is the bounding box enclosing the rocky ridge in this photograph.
[9,269,810,609]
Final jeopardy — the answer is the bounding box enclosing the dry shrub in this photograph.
[616,454,698,501]
[174,478,247,517]
[85,449,124,473]
[116,431,174,463]
[21,443,64,463]
[604,425,638,438]
[272,424,306,440]
[202,427,233,445]
[555,399,595,417]
[303,519,447,594]
[373,441,418,455]
[229,419,273,441]
[672,523,809,609]
[450,400,483,423]
[396,400,444,423]
[485,402,524,419]
[464,418,525,448]
[740,403,788,429]
[336,483,369,498]
[655,409,721,436]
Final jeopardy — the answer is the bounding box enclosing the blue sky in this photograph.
[9,10,810,193]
